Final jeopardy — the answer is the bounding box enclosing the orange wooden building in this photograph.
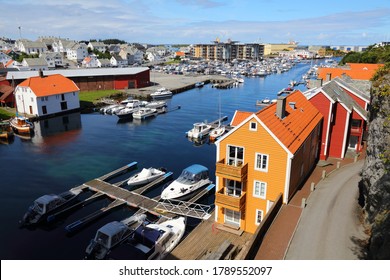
[214,90,323,233]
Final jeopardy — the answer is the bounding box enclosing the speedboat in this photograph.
[133,108,158,120]
[85,214,146,259]
[127,216,186,260]
[186,122,212,139]
[20,189,82,226]
[160,164,211,200]
[195,81,204,87]
[127,167,166,187]
[10,116,34,135]
[116,107,138,119]
[150,88,173,99]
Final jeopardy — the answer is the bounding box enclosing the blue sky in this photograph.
[1,0,389,45]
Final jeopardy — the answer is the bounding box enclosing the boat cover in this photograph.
[98,221,127,236]
[183,164,208,174]
[134,226,163,248]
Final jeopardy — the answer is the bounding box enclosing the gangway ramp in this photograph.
[155,199,212,220]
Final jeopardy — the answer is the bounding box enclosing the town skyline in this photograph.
[1,0,389,46]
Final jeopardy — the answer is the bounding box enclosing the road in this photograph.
[285,161,368,259]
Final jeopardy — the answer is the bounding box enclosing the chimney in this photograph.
[276,96,287,119]
[38,68,44,78]
[326,73,332,82]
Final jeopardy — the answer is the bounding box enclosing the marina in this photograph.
[0,60,316,260]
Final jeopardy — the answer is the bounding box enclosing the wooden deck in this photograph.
[167,211,253,260]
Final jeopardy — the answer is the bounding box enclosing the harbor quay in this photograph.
[123,72,233,99]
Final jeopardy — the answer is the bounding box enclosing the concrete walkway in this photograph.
[255,155,363,260]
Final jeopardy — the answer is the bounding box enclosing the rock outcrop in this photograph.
[360,64,390,259]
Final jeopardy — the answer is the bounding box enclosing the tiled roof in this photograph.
[318,63,383,81]
[230,111,253,126]
[18,74,79,97]
[229,91,323,154]
[255,90,323,154]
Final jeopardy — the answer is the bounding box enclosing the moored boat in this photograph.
[186,122,212,139]
[209,125,226,141]
[160,164,212,200]
[132,107,158,120]
[150,88,173,99]
[10,116,34,135]
[20,189,82,226]
[85,214,147,259]
[127,167,166,187]
[124,216,186,260]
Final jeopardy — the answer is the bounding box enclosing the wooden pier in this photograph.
[60,163,213,233]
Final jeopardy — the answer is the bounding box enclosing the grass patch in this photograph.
[0,107,15,120]
[79,90,122,103]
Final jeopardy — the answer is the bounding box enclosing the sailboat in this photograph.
[209,91,226,142]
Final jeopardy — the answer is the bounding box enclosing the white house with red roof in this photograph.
[14,71,80,117]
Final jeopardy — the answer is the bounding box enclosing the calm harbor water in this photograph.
[0,62,314,260]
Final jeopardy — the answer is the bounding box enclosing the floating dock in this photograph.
[59,164,213,233]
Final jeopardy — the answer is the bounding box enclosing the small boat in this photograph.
[145,100,167,109]
[195,81,204,87]
[116,107,138,119]
[85,214,147,260]
[161,164,212,200]
[209,125,226,141]
[186,122,212,139]
[262,97,271,104]
[132,107,158,120]
[127,167,166,187]
[150,88,173,99]
[20,189,82,226]
[10,116,34,134]
[126,216,186,260]
[0,121,14,141]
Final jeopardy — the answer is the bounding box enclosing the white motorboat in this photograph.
[150,88,172,99]
[133,107,158,120]
[186,122,212,139]
[161,164,211,200]
[85,214,147,259]
[145,100,167,109]
[116,107,138,119]
[127,167,166,187]
[195,81,204,87]
[128,216,186,260]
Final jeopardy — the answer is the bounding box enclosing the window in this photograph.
[254,181,267,199]
[225,209,241,226]
[249,122,257,131]
[351,119,362,128]
[42,106,47,115]
[228,145,244,166]
[226,179,242,197]
[255,153,269,172]
[60,101,68,110]
[255,209,263,225]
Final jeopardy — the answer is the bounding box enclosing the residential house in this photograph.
[304,74,370,160]
[0,52,12,66]
[214,91,323,233]
[88,41,107,53]
[0,76,14,107]
[82,55,99,68]
[127,46,144,64]
[97,58,111,68]
[14,71,80,117]
[15,39,47,55]
[146,52,160,62]
[66,42,88,62]
[52,38,76,53]
[40,52,64,69]
[21,58,49,71]
[108,44,121,54]
[110,54,128,67]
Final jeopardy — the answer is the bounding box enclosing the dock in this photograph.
[60,164,213,233]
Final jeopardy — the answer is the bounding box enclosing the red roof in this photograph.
[18,74,79,97]
[318,63,383,81]
[230,91,323,154]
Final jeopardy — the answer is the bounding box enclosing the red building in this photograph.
[304,75,370,160]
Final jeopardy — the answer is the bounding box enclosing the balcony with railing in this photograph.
[215,159,248,182]
[215,188,246,212]
[350,126,362,134]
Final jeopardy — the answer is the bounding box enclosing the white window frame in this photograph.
[255,153,269,172]
[249,121,257,131]
[227,145,244,167]
[224,209,241,226]
[255,209,263,225]
[253,180,267,199]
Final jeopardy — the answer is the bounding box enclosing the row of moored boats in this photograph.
[20,163,213,260]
